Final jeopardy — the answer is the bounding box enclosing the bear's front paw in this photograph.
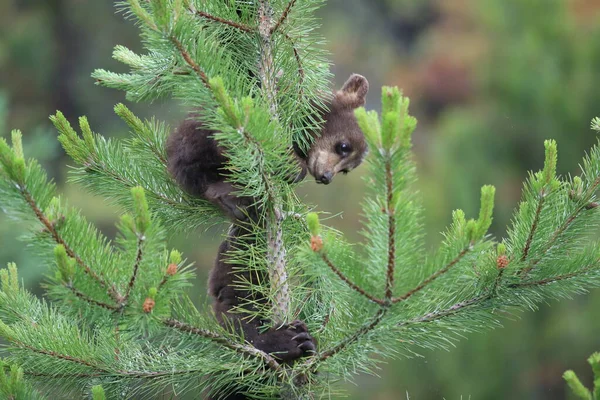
[253,319,317,363]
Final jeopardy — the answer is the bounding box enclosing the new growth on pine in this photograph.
[564,352,600,400]
[0,0,600,399]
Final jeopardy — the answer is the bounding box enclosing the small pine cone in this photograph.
[142,297,155,313]
[166,263,178,276]
[496,255,509,269]
[310,236,323,252]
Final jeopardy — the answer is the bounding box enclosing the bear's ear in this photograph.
[336,74,369,108]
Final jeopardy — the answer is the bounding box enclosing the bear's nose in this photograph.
[319,172,333,184]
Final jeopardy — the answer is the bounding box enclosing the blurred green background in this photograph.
[1,0,600,398]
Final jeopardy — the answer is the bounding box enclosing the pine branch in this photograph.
[64,284,120,312]
[10,339,101,370]
[206,11,294,321]
[270,0,297,34]
[23,372,100,378]
[384,160,396,301]
[25,368,202,379]
[322,246,471,305]
[224,2,321,327]
[84,161,180,206]
[169,36,211,89]
[522,195,598,275]
[491,264,507,293]
[194,10,254,33]
[308,308,388,368]
[15,336,216,380]
[185,0,255,32]
[189,1,306,92]
[122,237,144,305]
[526,212,577,272]
[20,188,121,303]
[23,365,217,382]
[0,363,50,400]
[521,150,600,275]
[320,253,385,305]
[163,319,283,373]
[156,274,170,291]
[521,193,545,262]
[399,295,489,326]
[392,247,471,303]
[400,258,598,329]
[310,245,475,368]
[288,38,305,83]
[510,261,598,288]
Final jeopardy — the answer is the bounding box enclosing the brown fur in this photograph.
[306,74,369,184]
[166,74,369,219]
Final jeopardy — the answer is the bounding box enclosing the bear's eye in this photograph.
[335,142,352,157]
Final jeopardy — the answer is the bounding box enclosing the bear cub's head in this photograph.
[307,73,369,185]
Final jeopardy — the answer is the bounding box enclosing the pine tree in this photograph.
[0,1,600,399]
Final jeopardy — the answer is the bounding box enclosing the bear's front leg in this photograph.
[204,181,257,221]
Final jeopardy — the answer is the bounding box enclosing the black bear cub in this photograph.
[166,73,369,219]
[167,74,369,399]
